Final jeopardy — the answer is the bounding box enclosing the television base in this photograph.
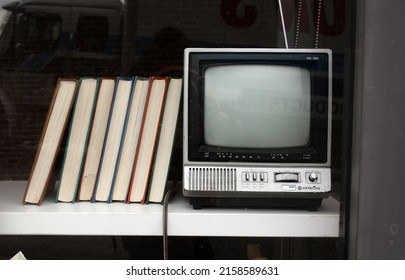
[189,196,324,212]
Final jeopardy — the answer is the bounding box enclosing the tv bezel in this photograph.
[184,48,332,167]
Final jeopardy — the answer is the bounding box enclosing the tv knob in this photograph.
[308,172,318,182]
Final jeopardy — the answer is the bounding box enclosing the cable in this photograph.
[277,0,289,49]
[162,181,177,260]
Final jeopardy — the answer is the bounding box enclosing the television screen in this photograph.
[185,48,331,164]
[204,64,311,148]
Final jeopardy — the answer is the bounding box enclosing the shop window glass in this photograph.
[76,16,108,52]
[0,0,356,260]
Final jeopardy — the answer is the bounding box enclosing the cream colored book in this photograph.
[57,78,99,203]
[111,77,150,202]
[147,78,182,203]
[23,79,78,205]
[93,77,134,202]
[77,78,115,201]
[128,77,168,203]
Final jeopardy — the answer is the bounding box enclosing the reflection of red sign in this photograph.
[221,0,345,36]
[221,0,257,29]
[315,0,345,36]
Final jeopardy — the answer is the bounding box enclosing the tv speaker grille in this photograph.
[188,167,237,191]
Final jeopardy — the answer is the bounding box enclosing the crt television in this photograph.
[183,48,332,210]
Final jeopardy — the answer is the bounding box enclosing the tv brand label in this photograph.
[298,186,321,191]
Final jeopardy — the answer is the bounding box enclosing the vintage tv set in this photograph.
[183,48,332,210]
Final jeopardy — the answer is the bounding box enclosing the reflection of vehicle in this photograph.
[0,0,123,179]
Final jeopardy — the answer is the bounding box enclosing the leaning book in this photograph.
[56,78,99,203]
[93,77,135,202]
[110,77,150,202]
[127,77,168,203]
[147,77,182,203]
[77,78,115,201]
[23,79,78,205]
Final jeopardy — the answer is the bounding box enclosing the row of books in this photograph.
[23,76,182,205]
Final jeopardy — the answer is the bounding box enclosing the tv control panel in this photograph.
[184,166,331,193]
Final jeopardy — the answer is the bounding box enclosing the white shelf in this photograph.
[0,181,340,237]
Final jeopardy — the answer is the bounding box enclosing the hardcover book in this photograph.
[127,77,168,203]
[57,78,99,203]
[147,78,182,203]
[110,77,150,202]
[23,79,78,205]
[93,77,135,202]
[77,78,116,201]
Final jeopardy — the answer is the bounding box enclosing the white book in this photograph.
[128,77,168,203]
[148,78,182,203]
[23,79,78,205]
[111,77,150,201]
[57,78,99,202]
[93,77,134,202]
[78,78,115,201]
